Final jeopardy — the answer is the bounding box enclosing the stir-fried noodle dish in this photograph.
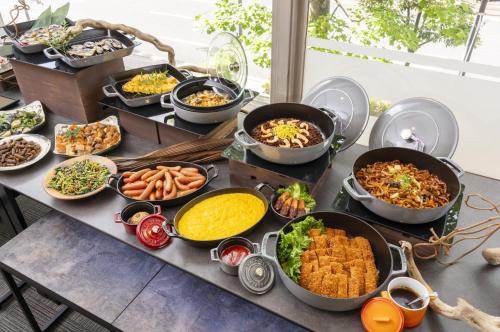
[355,160,450,208]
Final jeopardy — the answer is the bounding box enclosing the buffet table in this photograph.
[0,111,499,331]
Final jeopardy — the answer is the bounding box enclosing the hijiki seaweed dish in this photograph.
[251,118,323,148]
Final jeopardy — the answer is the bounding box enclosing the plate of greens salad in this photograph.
[0,101,45,138]
[44,155,117,200]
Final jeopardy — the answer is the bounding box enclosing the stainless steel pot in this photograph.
[102,63,190,107]
[160,77,255,124]
[210,237,260,275]
[162,183,272,247]
[43,29,138,68]
[234,103,337,165]
[343,147,464,224]
[261,211,406,311]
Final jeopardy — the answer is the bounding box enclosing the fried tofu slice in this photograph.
[314,235,328,249]
[320,265,332,274]
[316,248,328,257]
[346,247,363,261]
[334,235,349,247]
[326,228,336,239]
[348,276,360,297]
[337,274,348,298]
[365,268,378,294]
[319,255,331,267]
[309,228,322,237]
[350,266,365,295]
[330,261,344,274]
[333,229,347,237]
[331,246,346,263]
[309,271,325,294]
[299,262,313,288]
[320,274,338,297]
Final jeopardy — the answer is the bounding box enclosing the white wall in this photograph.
[304,49,500,180]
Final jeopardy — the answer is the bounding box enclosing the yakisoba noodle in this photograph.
[355,160,450,208]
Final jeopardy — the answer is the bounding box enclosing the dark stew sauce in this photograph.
[221,245,251,266]
[390,287,424,309]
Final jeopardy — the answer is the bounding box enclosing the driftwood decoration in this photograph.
[400,241,500,332]
[63,19,176,65]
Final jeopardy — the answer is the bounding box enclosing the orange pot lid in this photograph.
[361,297,404,332]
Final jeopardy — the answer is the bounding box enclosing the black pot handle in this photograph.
[437,157,465,178]
[105,174,121,194]
[255,183,275,200]
[205,164,219,185]
[179,69,194,79]
[162,220,181,239]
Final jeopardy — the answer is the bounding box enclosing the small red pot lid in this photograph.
[136,214,171,250]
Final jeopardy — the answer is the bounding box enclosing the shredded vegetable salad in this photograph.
[48,159,110,195]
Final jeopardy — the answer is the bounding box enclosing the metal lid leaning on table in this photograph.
[369,97,459,158]
[136,214,172,250]
[238,254,275,295]
[302,76,370,152]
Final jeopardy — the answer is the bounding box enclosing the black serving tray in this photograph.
[222,141,332,194]
[331,181,464,243]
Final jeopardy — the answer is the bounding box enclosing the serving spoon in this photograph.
[406,291,438,307]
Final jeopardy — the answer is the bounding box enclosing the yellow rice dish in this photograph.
[178,193,266,241]
[122,72,178,95]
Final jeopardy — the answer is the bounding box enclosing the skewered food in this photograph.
[278,216,378,298]
[66,38,124,58]
[55,121,120,156]
[120,165,206,201]
[0,109,44,138]
[0,138,41,167]
[251,118,323,148]
[47,159,110,196]
[182,90,231,107]
[177,193,265,241]
[18,24,66,46]
[356,160,450,208]
[122,72,178,95]
[274,183,316,219]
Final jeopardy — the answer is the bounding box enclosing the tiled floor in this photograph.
[0,195,106,332]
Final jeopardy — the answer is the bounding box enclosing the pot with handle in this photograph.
[261,211,407,311]
[234,103,338,165]
[342,147,464,224]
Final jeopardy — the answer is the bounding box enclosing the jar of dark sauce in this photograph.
[390,287,424,309]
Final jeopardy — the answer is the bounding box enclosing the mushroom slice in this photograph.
[291,138,303,148]
[266,136,279,143]
[260,124,271,134]
[278,119,285,125]
[296,133,309,144]
[299,128,310,136]
[279,139,290,148]
[269,120,277,127]
[299,122,309,130]
[287,119,299,125]
[261,132,273,138]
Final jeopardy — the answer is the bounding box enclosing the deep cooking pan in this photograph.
[102,63,190,107]
[106,161,218,207]
[4,18,74,54]
[261,211,406,311]
[162,183,272,247]
[43,29,137,68]
[161,77,255,124]
[343,147,464,224]
[234,103,337,165]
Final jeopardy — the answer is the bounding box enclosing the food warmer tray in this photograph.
[3,18,74,54]
[102,63,191,108]
[222,141,331,195]
[331,180,464,247]
[43,29,138,68]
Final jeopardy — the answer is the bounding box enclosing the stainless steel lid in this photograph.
[238,254,274,295]
[369,97,459,158]
[302,76,370,152]
[207,32,248,100]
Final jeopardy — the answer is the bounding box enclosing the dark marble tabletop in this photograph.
[0,112,498,331]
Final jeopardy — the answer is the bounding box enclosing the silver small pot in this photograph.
[210,237,260,275]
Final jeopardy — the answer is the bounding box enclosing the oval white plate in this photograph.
[0,134,51,171]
